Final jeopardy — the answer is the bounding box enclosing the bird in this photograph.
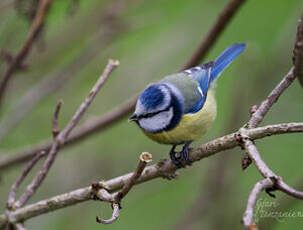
[129,43,246,168]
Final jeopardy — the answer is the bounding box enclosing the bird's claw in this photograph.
[181,144,192,166]
[169,143,192,168]
[170,149,184,168]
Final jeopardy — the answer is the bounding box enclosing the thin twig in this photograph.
[247,68,295,128]
[223,68,295,171]
[6,151,46,209]
[0,122,302,227]
[242,19,301,172]
[293,14,303,87]
[241,131,303,199]
[182,0,246,70]
[0,0,53,107]
[96,203,120,224]
[52,100,63,138]
[239,133,274,178]
[240,129,303,228]
[13,59,119,208]
[260,179,303,229]
[277,180,303,199]
[54,59,119,142]
[0,0,128,142]
[96,152,152,224]
[0,97,136,172]
[115,152,152,204]
[242,178,273,229]
[240,17,303,229]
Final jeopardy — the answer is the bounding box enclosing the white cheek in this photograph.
[139,107,173,133]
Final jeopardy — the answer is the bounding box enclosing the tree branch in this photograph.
[13,59,119,208]
[96,203,120,224]
[293,14,303,87]
[240,17,303,229]
[7,151,46,209]
[0,0,128,143]
[0,122,302,228]
[247,68,295,128]
[0,0,53,107]
[260,179,303,229]
[115,152,152,205]
[242,178,274,229]
[96,152,152,224]
[0,92,136,173]
[52,100,63,138]
[240,129,303,229]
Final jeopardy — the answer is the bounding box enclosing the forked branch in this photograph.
[0,122,302,228]
[96,152,152,224]
[240,15,303,229]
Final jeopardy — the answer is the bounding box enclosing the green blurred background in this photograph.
[0,0,303,229]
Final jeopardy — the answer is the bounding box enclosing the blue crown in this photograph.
[140,85,164,109]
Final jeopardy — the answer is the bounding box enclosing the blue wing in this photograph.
[182,63,213,114]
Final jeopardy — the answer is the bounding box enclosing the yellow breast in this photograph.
[143,89,217,145]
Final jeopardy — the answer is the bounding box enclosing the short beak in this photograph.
[128,114,138,122]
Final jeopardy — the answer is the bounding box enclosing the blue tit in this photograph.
[129,43,246,167]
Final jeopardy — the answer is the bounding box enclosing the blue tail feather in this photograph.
[210,43,246,82]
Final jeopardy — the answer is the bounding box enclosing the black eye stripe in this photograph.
[139,107,171,119]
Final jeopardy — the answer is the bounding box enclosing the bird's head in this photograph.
[129,83,183,133]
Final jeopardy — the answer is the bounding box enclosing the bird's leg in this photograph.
[180,141,192,166]
[169,145,183,168]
